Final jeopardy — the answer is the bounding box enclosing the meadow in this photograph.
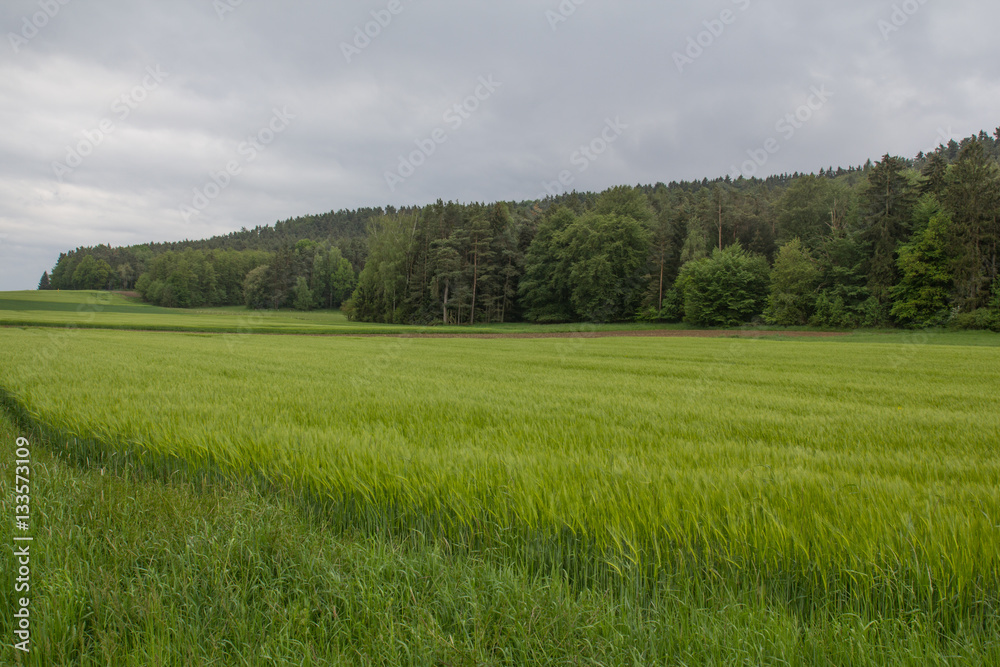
[0,291,686,335]
[2,312,999,663]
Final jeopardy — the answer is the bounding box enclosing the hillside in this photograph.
[39,129,1000,330]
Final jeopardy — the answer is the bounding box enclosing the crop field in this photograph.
[0,291,687,336]
[1,319,999,663]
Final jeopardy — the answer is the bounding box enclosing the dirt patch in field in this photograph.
[357,330,851,340]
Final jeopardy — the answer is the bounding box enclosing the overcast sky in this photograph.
[1,0,998,290]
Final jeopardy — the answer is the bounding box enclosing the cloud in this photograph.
[1,0,998,289]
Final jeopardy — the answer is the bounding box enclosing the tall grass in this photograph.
[1,327,999,654]
[6,413,996,665]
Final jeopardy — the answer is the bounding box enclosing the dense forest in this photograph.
[41,129,1000,330]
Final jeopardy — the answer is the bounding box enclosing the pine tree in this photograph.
[945,142,1000,311]
[890,197,953,326]
[919,152,948,199]
[859,155,916,316]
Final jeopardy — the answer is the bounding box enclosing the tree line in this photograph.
[40,129,1000,329]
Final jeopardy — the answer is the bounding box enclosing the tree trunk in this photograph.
[718,199,723,250]
[501,256,511,323]
[658,243,665,311]
[470,240,478,326]
[442,281,449,325]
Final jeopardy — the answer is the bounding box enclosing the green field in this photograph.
[2,291,1000,663]
[0,290,693,335]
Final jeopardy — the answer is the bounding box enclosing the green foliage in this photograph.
[810,232,871,328]
[678,244,771,326]
[134,248,271,308]
[36,128,1000,326]
[71,255,113,290]
[764,239,820,325]
[243,265,273,310]
[593,184,655,226]
[948,308,1000,332]
[557,213,651,322]
[520,207,577,323]
[330,256,356,307]
[37,271,50,290]
[351,213,416,323]
[945,141,1000,311]
[860,154,918,313]
[776,175,838,249]
[679,218,710,264]
[522,199,650,322]
[292,276,315,311]
[890,198,953,327]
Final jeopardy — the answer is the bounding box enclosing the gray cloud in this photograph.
[1,0,998,289]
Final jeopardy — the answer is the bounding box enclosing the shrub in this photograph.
[678,244,770,327]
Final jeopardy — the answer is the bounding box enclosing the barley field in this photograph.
[2,323,998,662]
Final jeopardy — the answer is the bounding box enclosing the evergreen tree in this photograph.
[811,231,870,329]
[945,142,1000,311]
[776,175,836,249]
[859,155,917,317]
[919,152,948,199]
[890,198,953,327]
[37,272,51,290]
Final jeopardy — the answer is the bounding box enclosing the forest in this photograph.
[41,129,1000,330]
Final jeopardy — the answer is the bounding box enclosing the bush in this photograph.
[678,244,770,327]
[947,308,1000,332]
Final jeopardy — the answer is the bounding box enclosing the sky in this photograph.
[1,0,998,290]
